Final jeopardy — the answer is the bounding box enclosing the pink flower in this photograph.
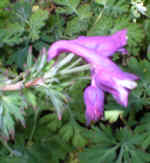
[92,56,139,107]
[47,29,139,124]
[84,78,104,125]
[47,29,128,61]
[84,85,104,125]
[72,29,128,57]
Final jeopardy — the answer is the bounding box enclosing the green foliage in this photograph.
[8,46,29,69]
[0,0,10,18]
[13,1,32,23]
[54,0,80,15]
[28,9,49,41]
[88,15,144,55]
[0,92,27,138]
[59,120,87,148]
[65,4,92,36]
[0,131,73,163]
[0,0,9,8]
[0,1,49,68]
[79,125,150,163]
[0,1,49,48]
[0,23,24,46]
[24,90,37,108]
[135,113,150,150]
[95,0,129,17]
[0,0,150,162]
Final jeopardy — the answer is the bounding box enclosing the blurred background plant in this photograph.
[0,0,150,162]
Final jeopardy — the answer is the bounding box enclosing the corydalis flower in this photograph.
[84,85,104,125]
[84,78,104,125]
[47,29,139,124]
[47,29,128,61]
[92,56,139,107]
[72,29,128,56]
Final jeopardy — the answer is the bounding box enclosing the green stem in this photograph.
[0,138,20,156]
[88,8,104,34]
[67,107,75,122]
[94,9,104,26]
[120,115,133,133]
[1,139,13,153]
[28,108,40,143]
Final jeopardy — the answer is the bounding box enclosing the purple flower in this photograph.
[72,29,128,57]
[47,29,139,124]
[91,56,139,107]
[47,29,128,61]
[84,84,104,125]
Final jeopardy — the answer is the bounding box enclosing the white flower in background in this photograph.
[131,0,147,15]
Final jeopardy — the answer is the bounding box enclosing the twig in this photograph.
[0,78,44,91]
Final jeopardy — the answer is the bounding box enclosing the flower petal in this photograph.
[71,29,128,57]
[115,79,137,89]
[113,87,129,107]
[84,86,104,125]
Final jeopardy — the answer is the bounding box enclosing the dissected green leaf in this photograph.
[65,4,92,36]
[24,90,37,108]
[0,23,24,46]
[28,9,49,41]
[88,15,144,55]
[54,0,80,15]
[0,92,27,138]
[104,0,129,17]
[65,17,89,36]
[13,1,32,23]
[72,130,87,148]
[80,126,150,163]
[59,123,74,142]
[0,0,9,8]
[8,46,29,69]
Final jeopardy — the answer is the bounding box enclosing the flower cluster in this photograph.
[47,29,139,125]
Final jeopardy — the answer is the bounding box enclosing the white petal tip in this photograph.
[116,79,137,89]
